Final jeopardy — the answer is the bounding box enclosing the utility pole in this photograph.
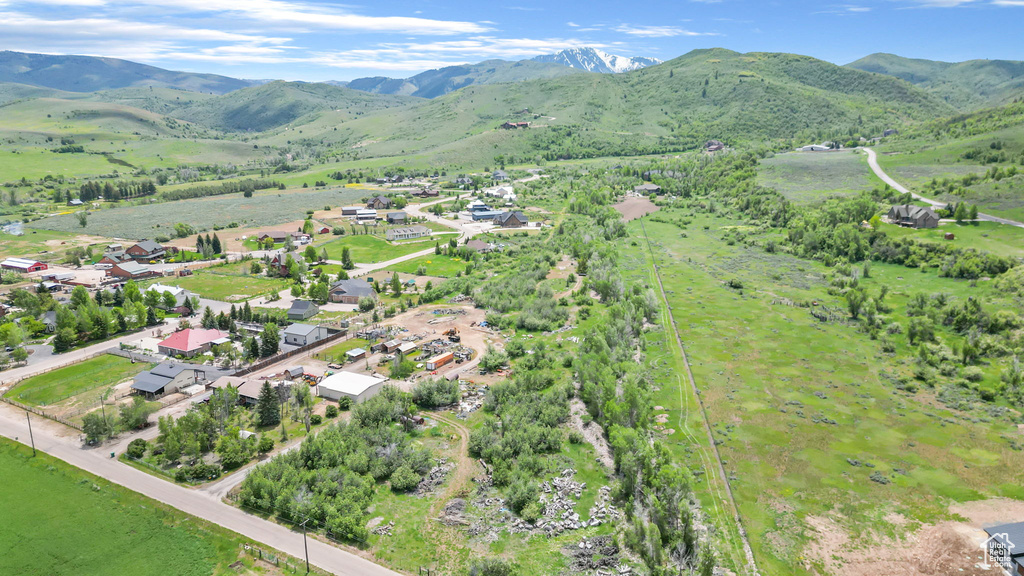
[25,411,36,456]
[301,518,310,573]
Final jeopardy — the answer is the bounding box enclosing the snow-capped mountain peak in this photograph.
[532,47,661,74]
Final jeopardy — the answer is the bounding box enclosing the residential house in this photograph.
[500,121,530,129]
[414,188,439,197]
[258,231,288,243]
[317,371,386,404]
[386,226,429,241]
[291,232,311,245]
[455,176,473,186]
[492,170,509,181]
[107,261,156,280]
[798,144,831,152]
[471,210,505,222]
[146,284,193,307]
[386,211,407,224]
[887,204,939,229]
[355,209,377,222]
[67,198,84,206]
[329,278,376,304]
[467,199,492,213]
[341,206,361,216]
[282,323,330,347]
[495,211,529,228]
[210,375,278,406]
[883,129,899,137]
[0,258,47,273]
[131,362,220,398]
[367,196,392,210]
[634,183,662,195]
[705,139,725,152]
[157,328,229,358]
[39,311,57,333]
[287,300,319,320]
[465,239,493,253]
[103,243,126,260]
[126,240,165,261]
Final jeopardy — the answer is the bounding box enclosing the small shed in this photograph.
[944,232,955,240]
[346,347,367,361]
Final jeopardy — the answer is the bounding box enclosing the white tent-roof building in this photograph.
[317,371,386,404]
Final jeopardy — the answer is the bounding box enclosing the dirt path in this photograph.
[639,218,761,575]
[420,410,477,574]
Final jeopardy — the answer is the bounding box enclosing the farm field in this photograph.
[630,212,1024,575]
[146,269,289,302]
[0,228,113,260]
[0,439,269,576]
[757,151,880,203]
[879,220,1024,259]
[320,234,434,264]
[7,355,153,407]
[30,186,372,239]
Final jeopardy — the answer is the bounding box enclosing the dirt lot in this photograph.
[613,196,659,221]
[805,499,1024,575]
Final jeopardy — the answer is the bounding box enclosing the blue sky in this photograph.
[1,0,1022,80]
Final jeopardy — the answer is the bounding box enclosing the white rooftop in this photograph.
[318,371,384,396]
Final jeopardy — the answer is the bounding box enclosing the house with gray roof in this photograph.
[130,362,224,398]
[495,211,529,228]
[287,300,319,320]
[887,204,939,229]
[126,240,166,261]
[329,278,376,305]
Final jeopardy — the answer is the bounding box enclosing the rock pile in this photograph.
[564,536,624,573]
[371,521,394,536]
[415,458,453,495]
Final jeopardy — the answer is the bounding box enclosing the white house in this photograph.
[282,323,330,347]
[317,371,386,404]
[146,284,193,307]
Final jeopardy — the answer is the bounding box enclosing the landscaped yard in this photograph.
[319,234,434,264]
[7,355,153,407]
[0,438,271,576]
[317,338,369,364]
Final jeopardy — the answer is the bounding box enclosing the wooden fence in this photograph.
[232,330,348,377]
[1,396,83,431]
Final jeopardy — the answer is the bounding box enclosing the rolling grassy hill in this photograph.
[347,59,586,99]
[847,53,1024,110]
[255,48,953,167]
[0,50,252,94]
[142,81,420,132]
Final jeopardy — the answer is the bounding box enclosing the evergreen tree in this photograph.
[196,235,205,253]
[954,202,968,223]
[242,301,253,322]
[201,306,216,328]
[259,323,279,357]
[146,306,158,326]
[256,381,281,427]
[968,204,979,221]
[212,233,222,254]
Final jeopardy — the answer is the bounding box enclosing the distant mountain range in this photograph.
[846,53,1024,110]
[0,50,252,94]
[344,59,583,99]
[532,47,661,74]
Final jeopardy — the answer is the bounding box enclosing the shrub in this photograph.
[568,430,584,445]
[412,378,460,408]
[962,366,984,382]
[337,396,352,411]
[258,435,275,453]
[310,414,323,425]
[325,404,339,418]
[174,463,221,483]
[389,464,421,492]
[505,478,537,514]
[469,558,517,576]
[126,438,147,459]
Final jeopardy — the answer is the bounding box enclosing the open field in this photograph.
[0,438,278,576]
[385,253,471,277]
[879,220,1024,259]
[320,234,435,264]
[757,151,880,203]
[145,269,289,302]
[31,186,372,239]
[630,212,1024,575]
[0,228,113,260]
[7,355,153,406]
[612,196,659,221]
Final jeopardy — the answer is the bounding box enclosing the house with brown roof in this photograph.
[367,196,392,210]
[495,211,529,228]
[107,261,156,280]
[465,239,493,253]
[887,204,939,229]
[258,231,288,243]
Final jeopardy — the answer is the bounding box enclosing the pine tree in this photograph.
[146,306,158,326]
[256,381,281,426]
[212,233,222,254]
[242,301,252,322]
[201,306,216,328]
[196,235,205,253]
[259,323,279,357]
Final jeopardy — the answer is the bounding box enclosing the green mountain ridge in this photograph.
[847,52,1024,110]
[346,59,586,99]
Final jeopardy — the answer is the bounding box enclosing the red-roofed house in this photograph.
[157,328,229,358]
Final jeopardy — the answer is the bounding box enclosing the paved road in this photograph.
[0,402,400,576]
[862,147,1024,229]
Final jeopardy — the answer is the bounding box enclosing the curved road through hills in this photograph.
[861,147,1024,229]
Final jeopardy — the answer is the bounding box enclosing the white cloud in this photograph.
[991,0,1024,5]
[904,0,980,6]
[614,24,719,37]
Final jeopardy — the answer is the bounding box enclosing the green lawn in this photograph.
[0,438,285,576]
[879,220,1024,259]
[319,235,434,264]
[386,254,472,278]
[8,355,153,407]
[317,338,369,364]
[148,270,289,302]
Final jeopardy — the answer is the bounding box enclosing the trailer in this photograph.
[425,352,454,371]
